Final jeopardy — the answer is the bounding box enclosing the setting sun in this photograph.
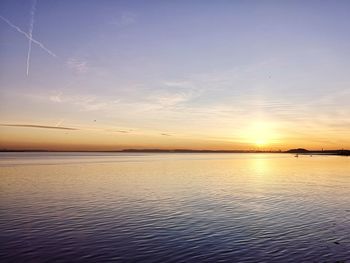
[255,139,267,147]
[240,121,279,148]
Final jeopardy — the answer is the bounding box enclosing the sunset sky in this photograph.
[1,0,350,151]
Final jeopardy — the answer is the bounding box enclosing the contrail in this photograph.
[0,123,78,131]
[55,119,65,127]
[0,14,56,57]
[26,0,37,76]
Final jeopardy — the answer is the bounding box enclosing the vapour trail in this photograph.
[26,0,37,76]
[0,124,78,131]
[55,119,65,127]
[0,15,56,57]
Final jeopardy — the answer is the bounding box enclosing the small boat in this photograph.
[295,154,299,157]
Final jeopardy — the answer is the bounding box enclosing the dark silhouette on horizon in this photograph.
[1,148,349,156]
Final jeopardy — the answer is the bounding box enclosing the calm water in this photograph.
[0,153,349,262]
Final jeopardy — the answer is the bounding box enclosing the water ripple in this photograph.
[0,153,349,262]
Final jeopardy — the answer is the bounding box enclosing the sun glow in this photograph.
[241,121,279,148]
[255,139,267,147]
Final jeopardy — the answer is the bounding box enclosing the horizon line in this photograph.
[1,148,349,154]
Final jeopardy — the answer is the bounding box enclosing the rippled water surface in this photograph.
[0,153,349,262]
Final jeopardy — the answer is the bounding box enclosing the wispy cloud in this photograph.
[120,12,137,26]
[49,92,63,103]
[111,12,138,27]
[106,129,132,134]
[163,80,194,88]
[150,91,193,107]
[48,92,109,112]
[0,124,78,130]
[143,80,200,108]
[72,96,108,111]
[67,58,89,74]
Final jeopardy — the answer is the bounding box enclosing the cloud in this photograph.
[67,58,88,74]
[0,124,78,130]
[146,81,199,108]
[71,96,109,112]
[151,91,193,107]
[47,92,110,112]
[49,92,62,103]
[163,81,194,88]
[106,129,131,133]
[111,12,137,27]
[121,12,137,26]
[79,101,107,111]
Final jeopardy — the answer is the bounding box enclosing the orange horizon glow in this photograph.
[1,121,349,151]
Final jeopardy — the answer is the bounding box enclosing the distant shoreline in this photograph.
[0,148,349,156]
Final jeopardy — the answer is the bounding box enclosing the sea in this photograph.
[0,152,349,262]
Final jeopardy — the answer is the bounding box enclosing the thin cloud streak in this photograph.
[0,15,57,57]
[105,129,132,134]
[26,0,37,76]
[67,58,89,74]
[116,130,130,133]
[55,119,65,127]
[0,124,78,130]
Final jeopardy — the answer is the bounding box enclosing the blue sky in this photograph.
[1,0,350,150]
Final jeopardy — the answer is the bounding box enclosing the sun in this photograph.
[255,139,267,147]
[240,121,278,148]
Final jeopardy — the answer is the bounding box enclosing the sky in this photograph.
[0,0,350,151]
